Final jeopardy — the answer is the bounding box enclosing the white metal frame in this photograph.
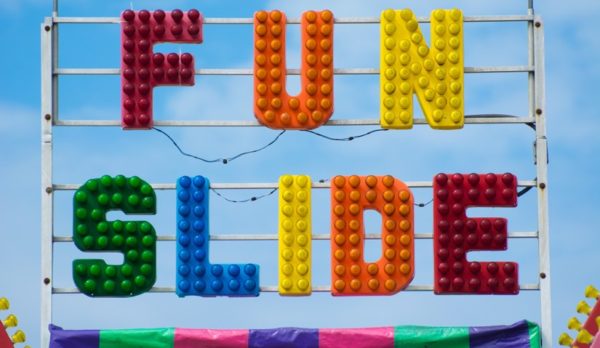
[40,2,551,347]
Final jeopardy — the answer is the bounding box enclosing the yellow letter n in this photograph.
[380,9,464,130]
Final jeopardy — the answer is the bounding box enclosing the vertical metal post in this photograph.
[52,1,59,122]
[41,17,54,348]
[528,0,552,345]
[527,1,535,117]
[533,16,552,346]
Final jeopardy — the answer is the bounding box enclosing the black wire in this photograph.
[153,127,285,164]
[210,179,329,204]
[154,125,535,205]
[154,127,387,164]
[302,128,388,141]
[517,186,533,197]
[212,187,436,206]
[210,187,279,203]
[514,176,537,197]
[212,184,529,206]
[156,117,533,165]
[153,127,220,163]
[415,198,433,208]
[225,130,286,163]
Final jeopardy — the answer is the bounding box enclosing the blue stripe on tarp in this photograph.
[469,320,532,348]
[249,328,318,348]
[49,325,100,348]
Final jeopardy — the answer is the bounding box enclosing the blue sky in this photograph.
[1,0,599,347]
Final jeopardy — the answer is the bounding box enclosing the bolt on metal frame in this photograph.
[40,2,550,347]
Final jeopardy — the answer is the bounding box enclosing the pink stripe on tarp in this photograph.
[174,328,248,348]
[319,327,394,348]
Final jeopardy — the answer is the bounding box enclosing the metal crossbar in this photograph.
[55,66,534,75]
[52,180,537,190]
[54,116,536,127]
[52,231,539,243]
[53,15,535,24]
[52,283,541,295]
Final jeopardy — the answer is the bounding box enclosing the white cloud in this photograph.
[537,1,600,19]
[0,0,45,12]
[0,102,38,136]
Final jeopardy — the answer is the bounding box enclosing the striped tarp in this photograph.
[50,320,540,348]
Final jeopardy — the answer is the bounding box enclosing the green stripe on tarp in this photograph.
[99,328,175,348]
[527,321,541,348]
[394,325,470,348]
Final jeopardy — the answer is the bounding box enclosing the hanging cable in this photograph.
[415,198,433,208]
[154,127,388,164]
[301,128,388,141]
[517,179,536,197]
[224,131,286,164]
[210,187,279,203]
[153,127,285,164]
